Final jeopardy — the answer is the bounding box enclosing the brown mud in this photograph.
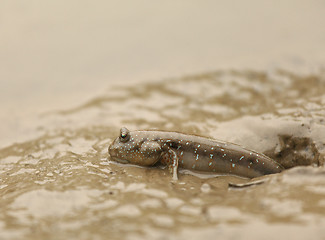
[1,70,325,240]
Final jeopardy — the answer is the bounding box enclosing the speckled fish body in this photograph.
[109,128,283,179]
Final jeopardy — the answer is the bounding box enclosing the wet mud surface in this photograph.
[1,70,325,239]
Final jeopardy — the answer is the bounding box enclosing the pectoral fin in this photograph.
[161,147,179,181]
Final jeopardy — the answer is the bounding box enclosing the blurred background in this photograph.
[1,0,325,112]
[1,0,325,147]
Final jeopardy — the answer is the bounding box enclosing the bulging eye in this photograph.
[120,127,130,142]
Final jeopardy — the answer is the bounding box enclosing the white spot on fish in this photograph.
[239,156,244,161]
[210,154,213,159]
[221,149,224,152]
[232,163,235,168]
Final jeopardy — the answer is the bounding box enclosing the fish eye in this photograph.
[119,127,130,142]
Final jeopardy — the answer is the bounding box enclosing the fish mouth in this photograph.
[110,156,130,164]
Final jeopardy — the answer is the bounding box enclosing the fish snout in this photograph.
[108,143,130,164]
[108,144,119,157]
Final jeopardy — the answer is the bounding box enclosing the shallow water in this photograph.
[1,70,325,240]
[2,1,325,239]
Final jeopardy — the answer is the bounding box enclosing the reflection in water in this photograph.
[1,70,325,239]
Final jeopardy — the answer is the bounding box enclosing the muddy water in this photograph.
[1,70,325,240]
